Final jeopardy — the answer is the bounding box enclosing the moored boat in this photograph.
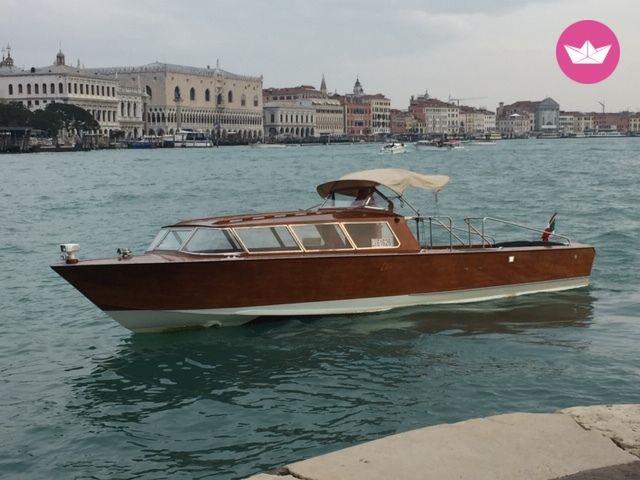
[163,129,213,148]
[51,169,595,333]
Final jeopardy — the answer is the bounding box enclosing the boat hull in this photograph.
[106,276,589,332]
[52,245,595,332]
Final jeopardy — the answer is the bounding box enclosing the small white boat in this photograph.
[164,129,213,148]
[251,142,287,149]
[469,140,497,146]
[380,142,407,154]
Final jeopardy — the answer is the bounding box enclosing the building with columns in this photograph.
[263,101,315,139]
[0,47,144,136]
[92,60,264,141]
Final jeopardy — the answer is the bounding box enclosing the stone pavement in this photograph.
[247,405,640,480]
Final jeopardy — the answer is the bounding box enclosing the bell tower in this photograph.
[353,76,364,96]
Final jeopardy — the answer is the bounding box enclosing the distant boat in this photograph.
[415,140,462,150]
[251,142,287,149]
[470,140,497,146]
[589,130,625,137]
[380,142,407,154]
[163,129,213,148]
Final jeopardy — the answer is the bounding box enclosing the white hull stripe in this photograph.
[106,277,590,332]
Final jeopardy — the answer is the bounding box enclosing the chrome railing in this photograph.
[408,216,496,250]
[464,216,571,247]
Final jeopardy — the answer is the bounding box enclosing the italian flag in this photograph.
[541,212,558,242]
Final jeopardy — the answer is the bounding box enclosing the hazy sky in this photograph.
[1,0,638,111]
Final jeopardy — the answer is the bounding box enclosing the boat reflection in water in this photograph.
[71,289,594,424]
[52,168,595,333]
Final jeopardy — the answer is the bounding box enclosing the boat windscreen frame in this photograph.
[178,227,244,256]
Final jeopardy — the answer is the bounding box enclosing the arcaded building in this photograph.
[92,61,264,140]
[0,47,144,136]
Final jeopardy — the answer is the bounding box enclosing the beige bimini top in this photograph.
[317,168,450,197]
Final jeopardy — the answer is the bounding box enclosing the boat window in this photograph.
[147,229,169,251]
[291,223,353,251]
[182,228,242,254]
[234,226,301,253]
[153,228,193,251]
[343,222,399,249]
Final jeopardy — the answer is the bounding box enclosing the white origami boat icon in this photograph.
[564,40,611,64]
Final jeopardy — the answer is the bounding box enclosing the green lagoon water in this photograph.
[1,140,639,479]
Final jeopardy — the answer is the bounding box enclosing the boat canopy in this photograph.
[317,169,450,198]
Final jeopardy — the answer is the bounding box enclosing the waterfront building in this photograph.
[535,97,560,133]
[92,60,263,141]
[263,78,344,138]
[390,109,410,135]
[409,92,460,135]
[559,111,578,135]
[482,109,496,133]
[263,101,315,139]
[496,113,530,138]
[496,98,559,136]
[369,94,391,135]
[342,95,371,136]
[629,114,640,134]
[592,112,630,133]
[390,109,426,135]
[335,78,390,137]
[575,113,594,133]
[0,47,142,136]
[312,97,344,136]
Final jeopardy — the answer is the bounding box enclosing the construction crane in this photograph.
[448,95,488,106]
[598,101,605,113]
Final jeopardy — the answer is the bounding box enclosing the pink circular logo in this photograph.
[556,20,620,84]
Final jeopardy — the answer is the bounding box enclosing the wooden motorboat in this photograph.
[51,169,595,333]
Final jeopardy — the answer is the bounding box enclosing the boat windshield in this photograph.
[234,226,301,253]
[321,187,392,210]
[148,228,194,251]
[183,228,242,254]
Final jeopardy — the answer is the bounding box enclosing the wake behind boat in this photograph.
[52,169,595,333]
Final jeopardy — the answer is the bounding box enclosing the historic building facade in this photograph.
[311,98,344,136]
[92,61,263,141]
[458,106,496,135]
[336,78,390,136]
[0,47,143,136]
[262,77,344,138]
[263,101,315,139]
[496,98,559,136]
[409,93,460,135]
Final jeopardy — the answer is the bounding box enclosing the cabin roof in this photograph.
[170,207,399,229]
